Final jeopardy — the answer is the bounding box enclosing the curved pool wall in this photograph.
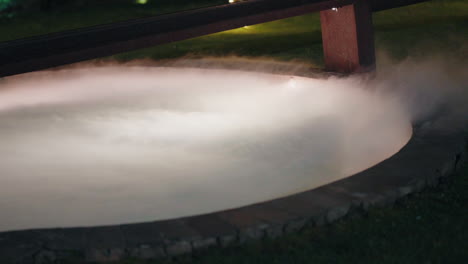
[0,124,465,264]
[0,66,411,232]
[1,65,465,263]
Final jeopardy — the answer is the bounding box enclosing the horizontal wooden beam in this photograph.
[0,0,428,77]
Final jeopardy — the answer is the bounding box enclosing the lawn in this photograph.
[113,0,467,65]
[1,0,467,66]
[1,0,467,263]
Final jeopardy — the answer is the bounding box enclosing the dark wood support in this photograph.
[0,0,427,77]
[320,0,375,73]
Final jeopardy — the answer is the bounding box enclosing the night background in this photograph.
[0,0,467,263]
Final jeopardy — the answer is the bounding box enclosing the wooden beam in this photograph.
[0,0,428,77]
[0,0,355,77]
[320,0,375,73]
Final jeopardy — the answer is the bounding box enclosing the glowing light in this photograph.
[136,0,148,4]
[0,0,13,11]
[229,0,235,3]
[244,25,249,29]
[332,7,338,12]
[288,77,297,89]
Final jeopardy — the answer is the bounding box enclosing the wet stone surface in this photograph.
[0,128,466,264]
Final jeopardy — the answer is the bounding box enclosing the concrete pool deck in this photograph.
[0,122,466,263]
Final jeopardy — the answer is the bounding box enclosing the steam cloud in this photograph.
[0,56,465,232]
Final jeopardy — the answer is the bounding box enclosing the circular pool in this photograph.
[0,67,411,232]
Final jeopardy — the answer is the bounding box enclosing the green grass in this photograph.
[1,0,467,67]
[113,0,467,65]
[114,0,468,65]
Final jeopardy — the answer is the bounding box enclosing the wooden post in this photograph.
[320,0,375,73]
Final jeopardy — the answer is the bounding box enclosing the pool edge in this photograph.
[0,124,466,263]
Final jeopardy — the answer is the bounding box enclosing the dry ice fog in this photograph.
[0,57,466,232]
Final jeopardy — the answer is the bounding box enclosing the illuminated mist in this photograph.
[0,66,413,231]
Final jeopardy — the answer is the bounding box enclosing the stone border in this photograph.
[0,123,466,264]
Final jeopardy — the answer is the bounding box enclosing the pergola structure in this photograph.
[0,0,426,77]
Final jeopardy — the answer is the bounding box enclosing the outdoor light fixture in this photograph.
[331,7,338,11]
[229,0,234,3]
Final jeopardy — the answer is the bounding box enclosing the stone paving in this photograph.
[0,124,466,264]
